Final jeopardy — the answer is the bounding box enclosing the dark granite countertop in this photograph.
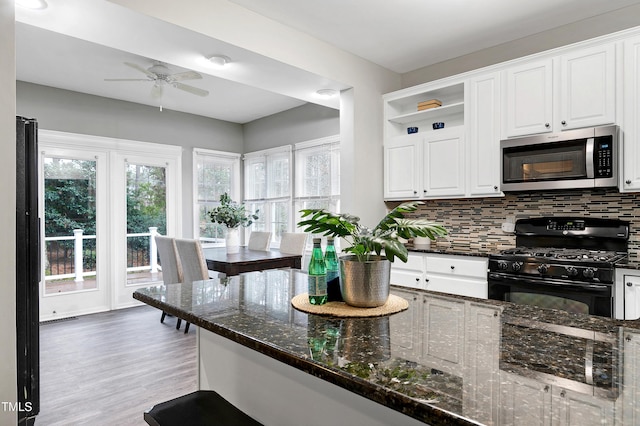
[134,270,640,426]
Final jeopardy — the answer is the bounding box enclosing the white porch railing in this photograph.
[44,226,160,281]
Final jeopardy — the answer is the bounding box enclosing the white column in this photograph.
[149,227,158,272]
[73,229,84,282]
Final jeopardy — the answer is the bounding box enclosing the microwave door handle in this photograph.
[585,137,595,178]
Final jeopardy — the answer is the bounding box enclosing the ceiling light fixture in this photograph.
[15,0,48,9]
[316,89,338,98]
[206,55,231,67]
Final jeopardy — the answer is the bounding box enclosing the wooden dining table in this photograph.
[202,246,303,276]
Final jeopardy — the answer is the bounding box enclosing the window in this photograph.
[243,147,292,245]
[294,136,341,231]
[193,149,241,246]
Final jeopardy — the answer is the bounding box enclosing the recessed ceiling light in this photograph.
[15,0,48,9]
[206,55,231,67]
[316,89,338,98]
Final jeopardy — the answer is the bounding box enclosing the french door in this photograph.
[38,131,181,320]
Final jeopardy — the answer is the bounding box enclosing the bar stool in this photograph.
[144,390,263,426]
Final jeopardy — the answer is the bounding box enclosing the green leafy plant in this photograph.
[298,201,447,262]
[208,193,259,229]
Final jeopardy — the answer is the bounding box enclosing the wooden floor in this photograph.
[37,305,197,426]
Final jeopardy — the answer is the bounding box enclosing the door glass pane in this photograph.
[43,157,97,295]
[126,163,166,285]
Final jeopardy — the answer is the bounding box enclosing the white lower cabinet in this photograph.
[624,275,640,320]
[622,331,640,425]
[390,252,488,299]
[499,372,616,426]
[421,295,465,375]
[389,287,421,362]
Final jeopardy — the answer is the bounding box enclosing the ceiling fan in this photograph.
[104,62,209,99]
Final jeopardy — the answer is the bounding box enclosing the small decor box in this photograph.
[417,99,442,111]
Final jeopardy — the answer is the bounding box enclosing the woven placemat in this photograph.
[291,293,408,318]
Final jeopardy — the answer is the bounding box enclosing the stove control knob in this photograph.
[583,268,595,279]
[512,262,523,272]
[566,266,579,277]
[537,264,549,274]
[497,261,509,271]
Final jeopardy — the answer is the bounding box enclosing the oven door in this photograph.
[488,272,612,317]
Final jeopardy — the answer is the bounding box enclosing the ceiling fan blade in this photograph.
[124,62,156,78]
[151,84,163,100]
[170,70,202,81]
[174,82,209,97]
[104,78,150,82]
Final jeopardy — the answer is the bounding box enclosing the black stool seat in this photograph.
[144,390,263,426]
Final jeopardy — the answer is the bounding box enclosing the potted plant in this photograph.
[298,201,447,307]
[208,193,259,254]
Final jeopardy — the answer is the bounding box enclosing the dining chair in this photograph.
[174,238,211,334]
[155,235,184,329]
[279,232,308,256]
[247,231,272,251]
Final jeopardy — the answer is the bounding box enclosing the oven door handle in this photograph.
[585,137,595,178]
[488,272,611,291]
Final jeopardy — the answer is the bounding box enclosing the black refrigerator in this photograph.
[16,116,40,425]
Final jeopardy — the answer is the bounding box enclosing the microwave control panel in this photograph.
[595,137,613,178]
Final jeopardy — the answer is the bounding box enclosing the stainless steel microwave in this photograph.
[500,125,618,191]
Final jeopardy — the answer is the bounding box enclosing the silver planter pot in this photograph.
[339,255,391,308]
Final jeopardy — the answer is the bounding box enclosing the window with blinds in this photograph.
[193,148,241,246]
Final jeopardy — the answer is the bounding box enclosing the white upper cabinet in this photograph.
[383,135,420,199]
[468,72,502,196]
[422,128,465,198]
[622,35,640,192]
[504,44,616,138]
[504,59,553,137]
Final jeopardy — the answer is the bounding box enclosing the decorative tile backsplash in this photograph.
[396,189,640,260]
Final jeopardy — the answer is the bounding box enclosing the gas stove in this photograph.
[489,247,626,283]
[488,217,630,318]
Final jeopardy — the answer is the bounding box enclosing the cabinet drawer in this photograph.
[392,253,425,272]
[426,255,487,278]
[391,270,426,290]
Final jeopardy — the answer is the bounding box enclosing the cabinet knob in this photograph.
[413,190,417,195]
[415,277,420,282]
[561,120,567,126]
[545,123,550,128]
[494,185,498,190]
[560,390,566,398]
[626,180,632,185]
[425,278,429,283]
[450,265,455,270]
[627,282,633,287]
[544,385,550,393]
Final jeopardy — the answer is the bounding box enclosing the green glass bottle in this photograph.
[324,237,342,302]
[308,238,327,305]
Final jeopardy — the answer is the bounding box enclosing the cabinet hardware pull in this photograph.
[494,185,498,190]
[450,265,455,270]
[561,120,567,126]
[545,123,550,128]
[415,277,420,282]
[425,278,429,282]
[627,282,633,287]
[413,190,417,194]
[627,335,632,342]
[560,390,566,398]
[626,180,632,185]
[544,385,549,393]
[493,311,498,317]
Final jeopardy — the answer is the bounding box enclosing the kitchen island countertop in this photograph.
[134,269,640,425]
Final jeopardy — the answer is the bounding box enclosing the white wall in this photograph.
[243,103,339,152]
[17,81,245,237]
[402,4,640,87]
[0,0,17,423]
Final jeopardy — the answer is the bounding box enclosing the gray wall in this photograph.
[17,81,245,236]
[402,4,640,87]
[1,1,16,423]
[243,102,339,152]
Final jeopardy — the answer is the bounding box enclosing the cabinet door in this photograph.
[505,59,553,137]
[623,35,640,192]
[390,269,425,289]
[389,288,421,361]
[558,44,615,130]
[463,303,501,424]
[468,72,502,197]
[421,295,465,375]
[625,275,640,320]
[384,136,419,199]
[550,387,614,426]
[622,331,640,426]
[499,371,551,425]
[422,128,465,198]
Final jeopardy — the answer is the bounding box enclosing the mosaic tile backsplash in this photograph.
[394,188,640,261]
